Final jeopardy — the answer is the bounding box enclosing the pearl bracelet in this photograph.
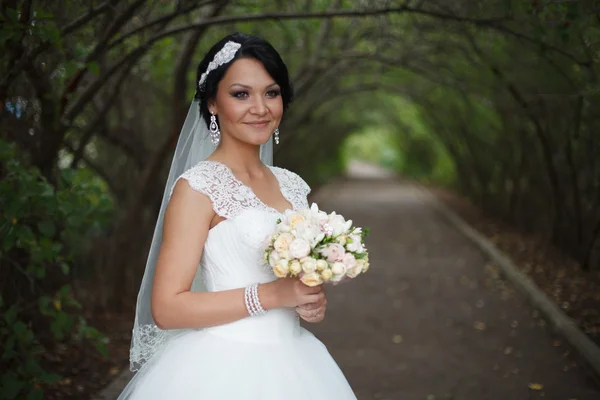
[244,283,267,316]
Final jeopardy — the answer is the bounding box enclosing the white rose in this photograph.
[295,221,322,247]
[314,232,325,245]
[320,268,333,281]
[309,202,320,214]
[316,259,328,271]
[301,257,317,274]
[289,260,302,275]
[279,250,291,260]
[277,223,291,233]
[327,213,347,236]
[346,235,363,253]
[268,251,281,267]
[274,233,294,252]
[331,261,347,276]
[289,238,311,259]
[300,272,323,287]
[273,259,290,278]
[316,211,329,226]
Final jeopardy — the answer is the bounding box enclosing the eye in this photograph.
[232,91,249,99]
[266,90,281,98]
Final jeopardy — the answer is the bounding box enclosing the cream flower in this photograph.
[300,272,323,287]
[362,261,370,273]
[320,268,333,281]
[289,260,302,275]
[273,259,290,278]
[301,257,317,274]
[346,263,363,278]
[316,259,328,271]
[289,214,306,229]
[274,233,294,253]
[268,250,281,267]
[331,261,347,276]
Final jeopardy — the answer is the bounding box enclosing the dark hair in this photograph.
[194,32,294,128]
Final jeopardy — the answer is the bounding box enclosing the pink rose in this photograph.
[342,252,356,269]
[322,243,345,262]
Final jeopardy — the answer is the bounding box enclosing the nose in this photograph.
[250,95,268,116]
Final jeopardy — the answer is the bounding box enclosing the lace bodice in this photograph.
[171,160,310,218]
[172,160,311,291]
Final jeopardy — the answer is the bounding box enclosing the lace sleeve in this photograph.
[271,166,311,210]
[170,161,261,219]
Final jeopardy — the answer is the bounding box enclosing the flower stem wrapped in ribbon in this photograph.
[263,203,370,286]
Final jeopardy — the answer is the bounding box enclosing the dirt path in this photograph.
[95,161,600,400]
[308,161,599,400]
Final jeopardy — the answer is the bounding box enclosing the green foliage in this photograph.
[344,128,401,170]
[0,139,113,399]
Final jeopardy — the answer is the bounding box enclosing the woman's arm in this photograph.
[151,179,323,330]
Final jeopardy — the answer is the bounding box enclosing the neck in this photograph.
[209,134,265,174]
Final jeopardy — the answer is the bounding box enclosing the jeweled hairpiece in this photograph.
[198,41,241,87]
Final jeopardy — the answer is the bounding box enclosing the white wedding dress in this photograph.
[118,160,357,399]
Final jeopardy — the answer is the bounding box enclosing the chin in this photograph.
[244,131,274,145]
[255,135,273,145]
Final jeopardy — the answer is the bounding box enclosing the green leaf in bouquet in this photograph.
[361,227,370,239]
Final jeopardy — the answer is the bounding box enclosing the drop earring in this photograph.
[209,113,220,146]
[274,128,280,145]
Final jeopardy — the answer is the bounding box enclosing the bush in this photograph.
[0,139,113,399]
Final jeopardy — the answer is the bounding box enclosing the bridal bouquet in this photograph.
[263,203,370,286]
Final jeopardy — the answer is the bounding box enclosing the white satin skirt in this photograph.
[117,309,357,399]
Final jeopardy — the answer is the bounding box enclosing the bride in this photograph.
[117,33,357,399]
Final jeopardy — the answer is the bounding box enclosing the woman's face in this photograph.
[209,57,283,146]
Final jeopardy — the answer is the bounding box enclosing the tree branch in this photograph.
[108,0,225,50]
[60,0,113,36]
[70,61,135,168]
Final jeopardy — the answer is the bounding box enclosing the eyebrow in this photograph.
[229,82,279,89]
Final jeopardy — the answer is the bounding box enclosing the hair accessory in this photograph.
[199,41,241,87]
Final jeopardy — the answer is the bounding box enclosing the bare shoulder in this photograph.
[165,165,216,233]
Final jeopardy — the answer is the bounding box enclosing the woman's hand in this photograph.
[262,278,324,309]
[296,285,327,323]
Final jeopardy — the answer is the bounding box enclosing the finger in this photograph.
[297,305,326,318]
[296,307,321,318]
[301,292,325,305]
[301,297,327,310]
[306,309,326,321]
[295,307,311,318]
[297,302,319,311]
[298,281,323,294]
